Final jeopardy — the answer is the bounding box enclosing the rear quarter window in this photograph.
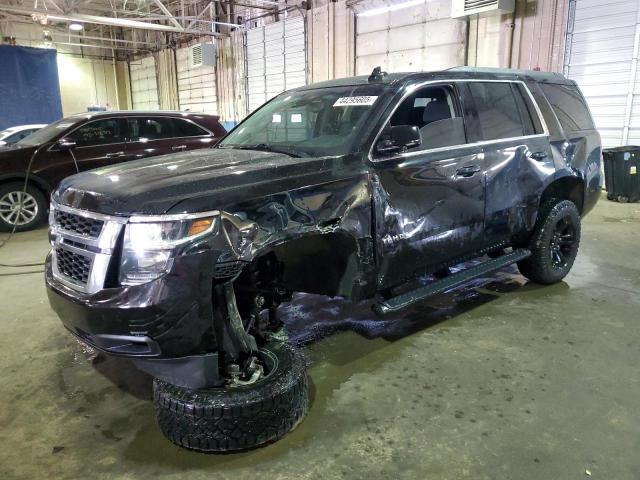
[467,82,526,141]
[540,83,594,132]
[171,118,209,137]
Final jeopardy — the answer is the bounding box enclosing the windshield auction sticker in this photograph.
[333,96,378,107]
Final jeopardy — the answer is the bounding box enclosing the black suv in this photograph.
[45,67,601,452]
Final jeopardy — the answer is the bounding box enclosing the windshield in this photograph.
[0,128,16,140]
[17,118,77,146]
[219,84,386,157]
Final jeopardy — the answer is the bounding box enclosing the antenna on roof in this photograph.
[368,66,388,83]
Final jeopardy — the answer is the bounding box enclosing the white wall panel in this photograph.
[355,0,466,75]
[565,0,640,147]
[245,17,306,113]
[176,44,218,114]
[130,56,159,110]
[56,56,119,115]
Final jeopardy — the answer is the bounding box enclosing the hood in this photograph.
[53,148,364,215]
[0,143,37,155]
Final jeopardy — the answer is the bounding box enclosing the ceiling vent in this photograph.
[451,0,515,17]
[189,43,216,68]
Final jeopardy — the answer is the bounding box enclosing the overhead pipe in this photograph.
[0,4,224,36]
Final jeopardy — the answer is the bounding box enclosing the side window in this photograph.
[5,131,27,144]
[378,84,466,153]
[511,84,544,136]
[171,118,209,137]
[68,119,125,147]
[128,117,175,141]
[468,82,526,140]
[539,83,594,132]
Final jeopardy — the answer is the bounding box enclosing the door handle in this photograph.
[528,151,548,161]
[455,165,481,178]
[105,151,126,158]
[172,145,187,151]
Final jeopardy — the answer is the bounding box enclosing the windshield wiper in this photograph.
[221,143,302,158]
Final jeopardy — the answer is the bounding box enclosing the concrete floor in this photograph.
[0,195,639,480]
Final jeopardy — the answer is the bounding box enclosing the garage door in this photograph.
[176,44,218,114]
[130,56,160,110]
[564,0,640,147]
[355,0,466,75]
[245,17,306,113]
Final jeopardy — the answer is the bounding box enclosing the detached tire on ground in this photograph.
[153,342,308,452]
[517,199,581,284]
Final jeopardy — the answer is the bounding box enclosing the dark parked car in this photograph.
[0,111,225,231]
[45,67,601,452]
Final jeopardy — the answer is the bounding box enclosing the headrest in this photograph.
[422,100,451,124]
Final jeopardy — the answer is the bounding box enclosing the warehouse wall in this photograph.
[129,55,160,110]
[564,0,640,147]
[353,0,467,74]
[176,41,218,114]
[0,21,121,115]
[306,0,570,81]
[307,0,355,82]
[216,30,247,126]
[468,0,570,72]
[56,55,119,115]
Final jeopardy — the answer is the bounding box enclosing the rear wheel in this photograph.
[517,199,581,284]
[0,182,47,232]
[154,342,308,452]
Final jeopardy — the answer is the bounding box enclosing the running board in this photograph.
[373,248,531,315]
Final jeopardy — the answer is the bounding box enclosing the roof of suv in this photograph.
[296,67,573,91]
[65,110,219,119]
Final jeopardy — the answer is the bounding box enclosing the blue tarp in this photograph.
[0,45,63,130]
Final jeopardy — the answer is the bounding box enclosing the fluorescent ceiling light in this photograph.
[357,0,426,17]
[69,22,83,31]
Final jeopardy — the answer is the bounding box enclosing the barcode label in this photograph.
[333,96,378,107]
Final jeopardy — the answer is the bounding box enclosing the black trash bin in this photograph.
[603,146,640,203]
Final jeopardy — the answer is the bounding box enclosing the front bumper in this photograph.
[45,249,218,359]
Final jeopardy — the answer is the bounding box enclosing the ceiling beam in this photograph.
[187,1,211,30]
[150,0,183,30]
[0,4,222,36]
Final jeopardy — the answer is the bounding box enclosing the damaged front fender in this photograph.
[207,175,377,300]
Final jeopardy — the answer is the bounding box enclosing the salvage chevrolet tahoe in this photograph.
[45,67,602,452]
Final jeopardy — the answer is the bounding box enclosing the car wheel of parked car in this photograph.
[0,182,47,232]
[517,199,581,285]
[153,341,308,452]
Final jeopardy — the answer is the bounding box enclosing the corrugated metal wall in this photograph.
[176,43,218,114]
[467,0,570,72]
[307,0,355,82]
[245,16,306,113]
[217,31,247,125]
[565,0,640,147]
[129,56,160,110]
[354,0,466,74]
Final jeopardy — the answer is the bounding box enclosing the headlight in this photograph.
[119,217,215,285]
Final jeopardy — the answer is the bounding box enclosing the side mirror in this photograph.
[56,138,76,151]
[376,125,421,155]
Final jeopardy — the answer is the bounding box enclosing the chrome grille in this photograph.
[50,203,126,294]
[54,209,103,237]
[55,247,92,284]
